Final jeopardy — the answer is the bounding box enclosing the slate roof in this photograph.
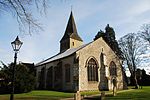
[36,43,91,66]
[60,11,83,42]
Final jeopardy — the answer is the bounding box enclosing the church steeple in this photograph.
[65,12,77,35]
[60,11,83,53]
[60,11,83,42]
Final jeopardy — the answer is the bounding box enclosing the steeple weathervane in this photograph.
[71,5,73,11]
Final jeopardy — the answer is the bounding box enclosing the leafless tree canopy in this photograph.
[139,24,150,44]
[0,0,49,35]
[119,33,144,74]
[119,33,145,88]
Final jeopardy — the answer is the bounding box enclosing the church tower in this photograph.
[60,11,83,53]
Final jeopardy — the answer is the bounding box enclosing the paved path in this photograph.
[83,94,100,100]
[60,98,74,100]
[61,94,101,100]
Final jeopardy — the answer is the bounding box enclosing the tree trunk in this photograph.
[133,71,139,89]
[132,58,139,89]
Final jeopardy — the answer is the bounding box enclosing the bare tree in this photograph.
[0,0,49,35]
[139,24,150,44]
[118,33,145,89]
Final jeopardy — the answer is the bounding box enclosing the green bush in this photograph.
[0,63,35,94]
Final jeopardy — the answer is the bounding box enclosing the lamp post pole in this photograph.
[10,36,23,100]
[10,52,17,100]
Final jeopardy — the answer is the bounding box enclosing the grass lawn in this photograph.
[0,86,150,100]
[105,86,150,100]
[0,90,74,100]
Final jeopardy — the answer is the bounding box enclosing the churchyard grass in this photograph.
[0,90,74,100]
[0,86,150,100]
[106,86,150,100]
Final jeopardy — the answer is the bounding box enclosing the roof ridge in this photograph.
[36,42,92,66]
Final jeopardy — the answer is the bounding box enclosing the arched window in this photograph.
[109,61,117,76]
[38,67,46,89]
[46,66,53,89]
[65,64,70,82]
[87,58,98,81]
[54,62,62,81]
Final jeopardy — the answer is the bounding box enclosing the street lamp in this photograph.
[10,36,23,100]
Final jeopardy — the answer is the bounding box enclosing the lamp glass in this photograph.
[11,36,23,51]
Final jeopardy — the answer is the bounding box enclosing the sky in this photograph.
[0,0,150,73]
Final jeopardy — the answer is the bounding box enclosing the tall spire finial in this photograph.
[71,5,73,12]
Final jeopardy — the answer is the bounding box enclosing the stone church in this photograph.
[35,11,126,92]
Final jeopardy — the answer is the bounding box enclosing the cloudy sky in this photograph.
[0,0,150,68]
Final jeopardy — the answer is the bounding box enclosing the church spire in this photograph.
[60,11,83,42]
[60,11,83,53]
[65,11,77,35]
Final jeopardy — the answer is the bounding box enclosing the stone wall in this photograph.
[36,55,77,91]
[77,37,124,91]
[36,37,126,91]
[70,38,83,48]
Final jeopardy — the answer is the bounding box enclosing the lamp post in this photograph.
[10,36,23,100]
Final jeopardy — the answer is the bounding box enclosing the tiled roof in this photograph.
[36,43,91,66]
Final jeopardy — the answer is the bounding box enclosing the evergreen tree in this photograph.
[94,24,123,59]
[94,30,105,41]
[105,24,123,58]
[105,24,116,41]
[0,63,35,94]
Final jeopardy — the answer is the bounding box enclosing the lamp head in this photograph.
[11,36,23,52]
